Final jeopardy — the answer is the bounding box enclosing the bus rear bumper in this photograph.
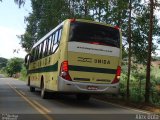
[58,77,119,94]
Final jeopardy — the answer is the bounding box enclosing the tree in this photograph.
[145,0,154,103]
[14,0,25,8]
[0,0,25,7]
[5,58,23,77]
[0,57,8,69]
[132,7,159,64]
[127,0,132,100]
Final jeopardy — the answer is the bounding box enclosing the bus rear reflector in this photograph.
[111,66,121,84]
[60,61,72,81]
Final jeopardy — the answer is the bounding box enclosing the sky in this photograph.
[0,0,31,59]
[0,1,159,59]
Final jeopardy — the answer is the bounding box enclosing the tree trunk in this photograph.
[68,0,71,16]
[145,0,154,103]
[84,0,88,17]
[72,0,75,17]
[139,79,142,100]
[127,0,132,100]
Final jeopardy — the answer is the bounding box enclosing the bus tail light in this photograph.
[70,18,76,23]
[60,61,72,81]
[111,66,121,84]
[114,26,120,30]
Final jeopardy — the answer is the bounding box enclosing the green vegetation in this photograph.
[153,56,160,61]
[5,58,23,77]
[0,57,27,81]
[0,57,8,68]
[0,57,8,76]
[120,62,160,105]
[19,65,27,81]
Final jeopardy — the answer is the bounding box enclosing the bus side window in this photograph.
[48,35,53,55]
[31,49,34,62]
[35,46,39,61]
[51,31,58,53]
[45,39,49,56]
[42,40,46,57]
[54,31,59,44]
[33,47,36,61]
[33,48,36,62]
[38,43,42,59]
[58,29,62,43]
[50,34,55,53]
[40,42,44,58]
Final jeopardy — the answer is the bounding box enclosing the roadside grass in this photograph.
[151,66,160,79]
[0,70,8,77]
[19,65,27,81]
[19,75,27,81]
[120,62,160,106]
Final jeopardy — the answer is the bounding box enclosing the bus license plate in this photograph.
[87,86,98,90]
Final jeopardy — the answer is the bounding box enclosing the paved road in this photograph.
[0,77,158,120]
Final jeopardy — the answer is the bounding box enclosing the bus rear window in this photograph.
[69,22,120,48]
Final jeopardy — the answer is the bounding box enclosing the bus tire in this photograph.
[41,81,48,99]
[30,86,35,92]
[27,77,30,86]
[76,94,91,101]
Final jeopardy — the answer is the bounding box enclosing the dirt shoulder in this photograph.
[93,95,160,114]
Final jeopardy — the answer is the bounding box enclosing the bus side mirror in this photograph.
[25,54,31,68]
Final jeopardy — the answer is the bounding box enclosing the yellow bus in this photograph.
[25,19,122,100]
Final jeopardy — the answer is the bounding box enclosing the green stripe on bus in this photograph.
[69,65,116,74]
[28,61,58,74]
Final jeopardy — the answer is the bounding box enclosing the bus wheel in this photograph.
[30,86,35,92]
[76,94,91,101]
[27,77,30,86]
[41,82,48,99]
